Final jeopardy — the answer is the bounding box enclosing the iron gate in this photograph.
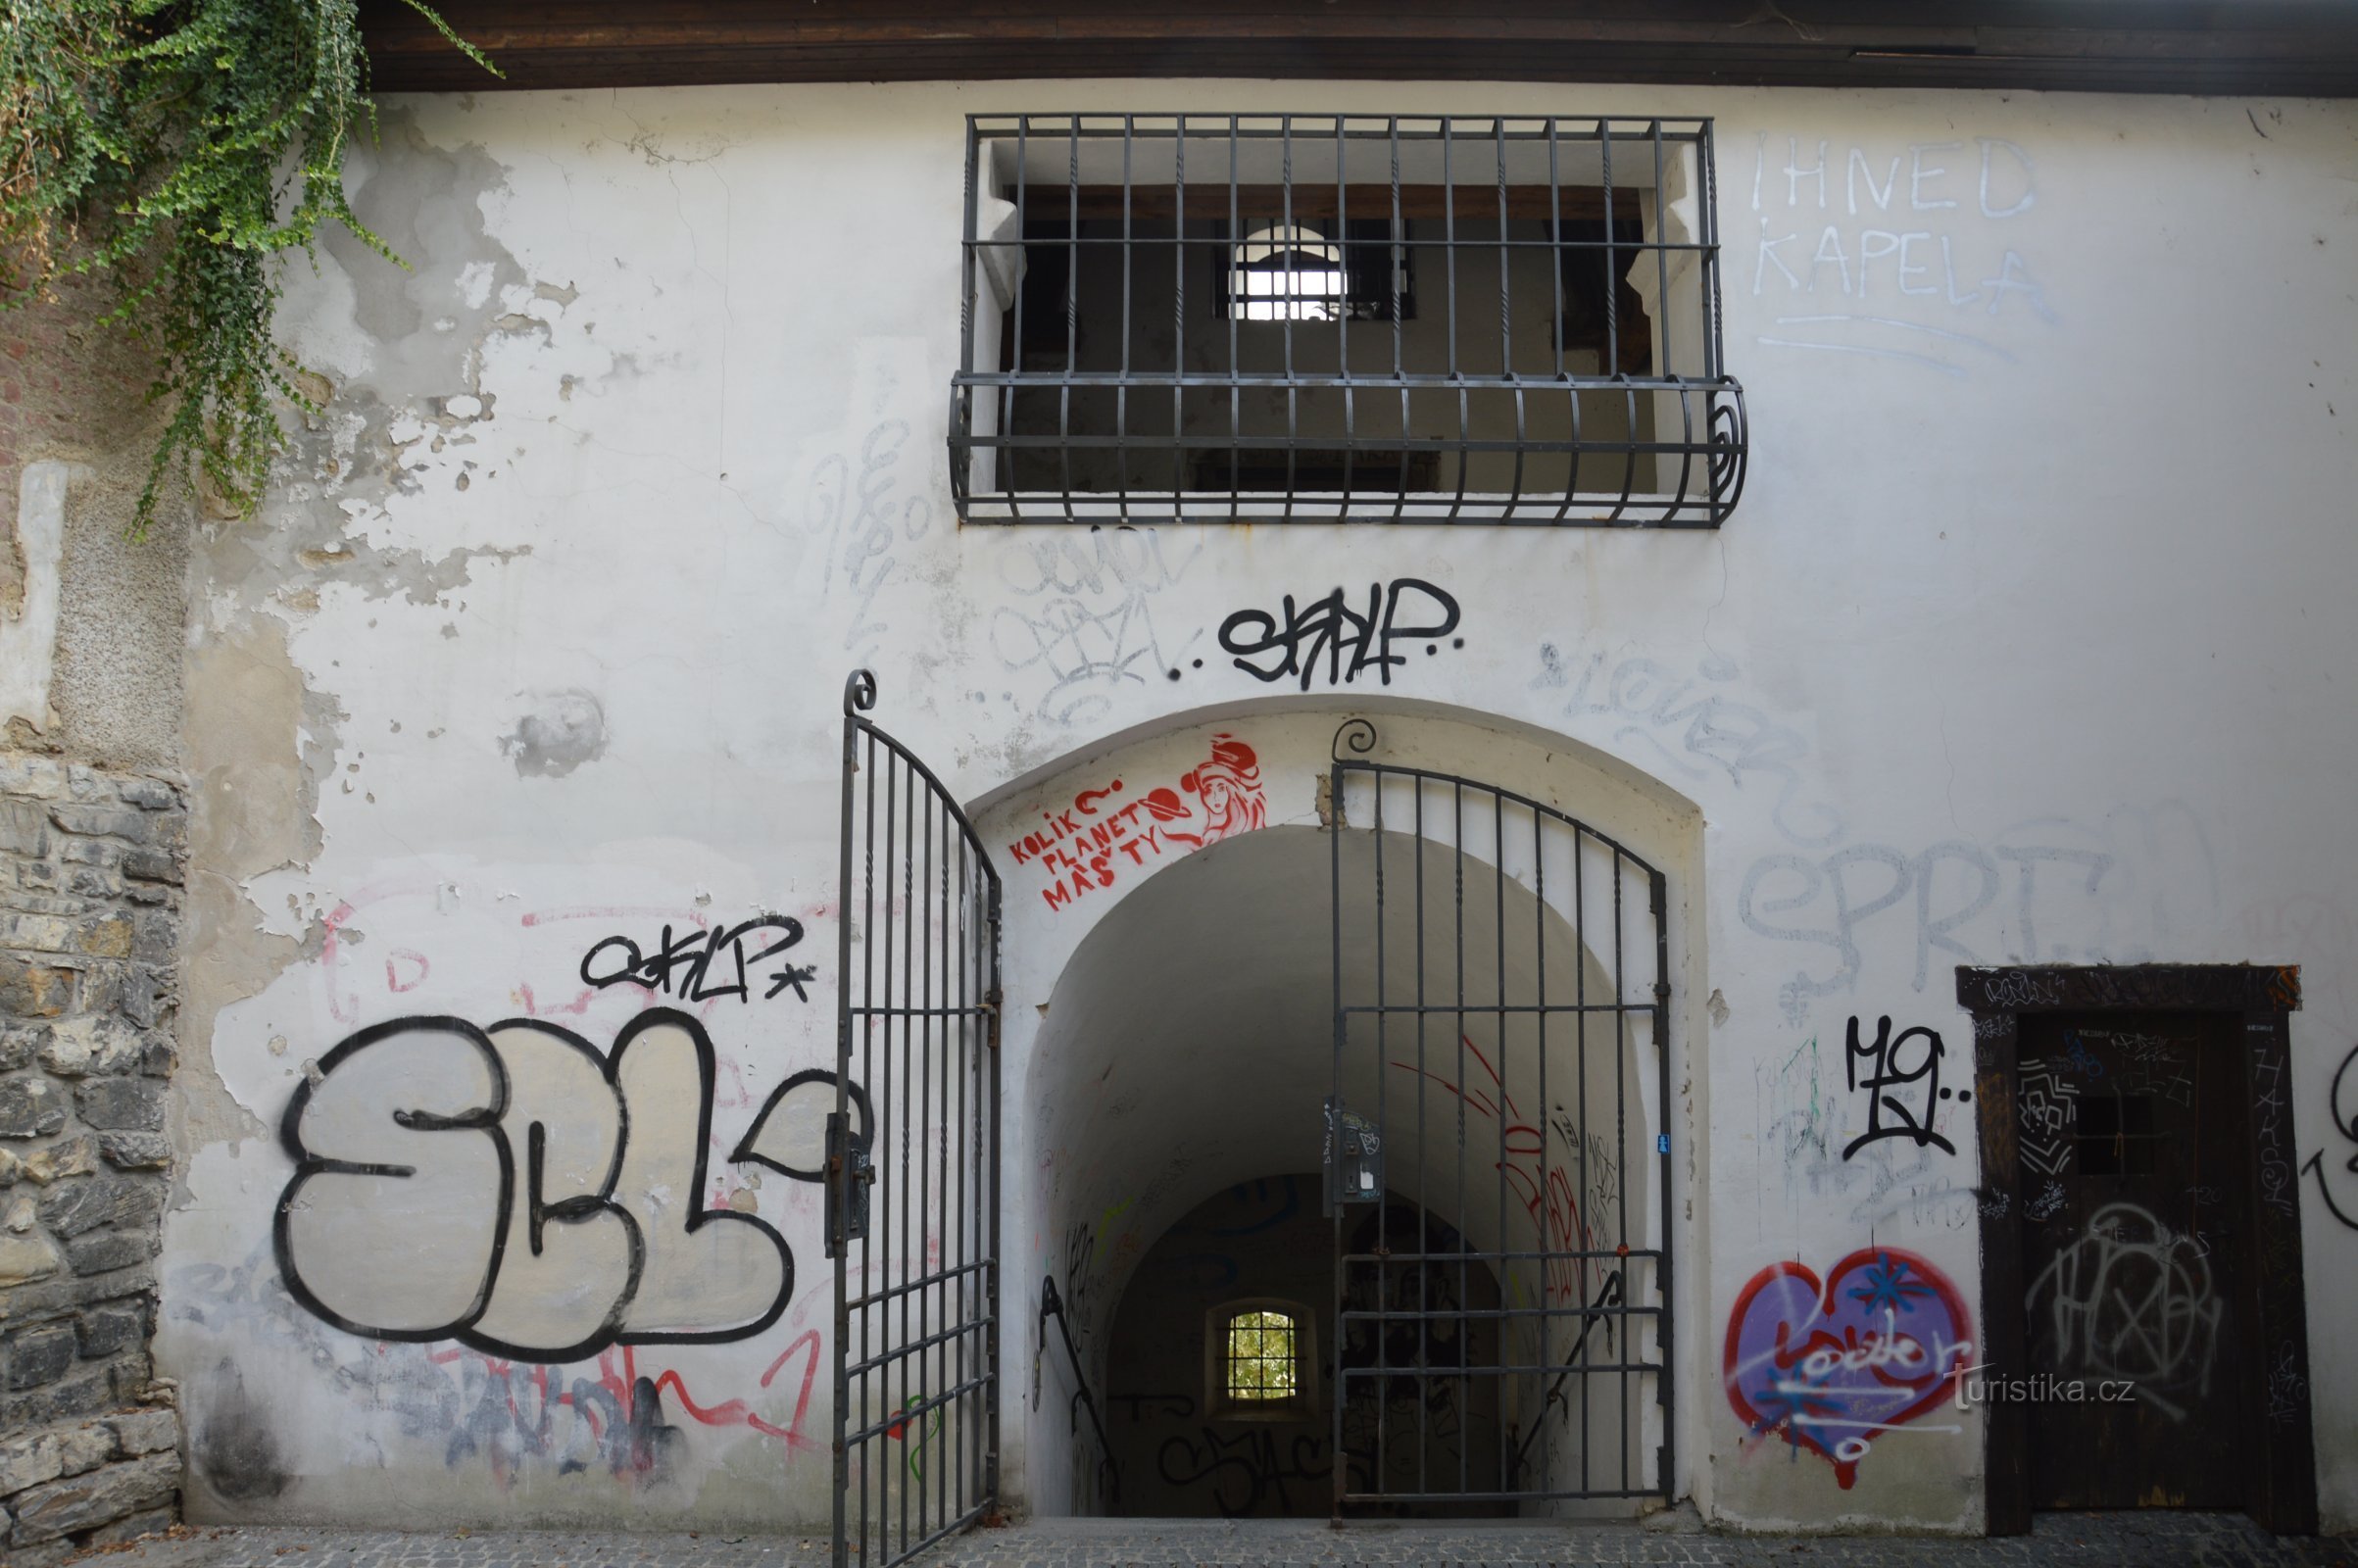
[1325,720,1671,1511]
[831,671,1003,1566]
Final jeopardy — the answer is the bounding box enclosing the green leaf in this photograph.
[2,0,496,536]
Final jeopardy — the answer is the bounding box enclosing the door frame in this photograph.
[1955,963,2314,1536]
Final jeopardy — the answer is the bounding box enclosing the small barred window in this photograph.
[1224,1308,1300,1400]
[1204,1298,1315,1419]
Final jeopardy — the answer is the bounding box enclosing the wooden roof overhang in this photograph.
[360,2,2358,98]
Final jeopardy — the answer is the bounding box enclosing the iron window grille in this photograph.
[951,114,1745,527]
[1205,1299,1318,1421]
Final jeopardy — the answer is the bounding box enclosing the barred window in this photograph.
[1204,1298,1316,1420]
[1225,1308,1299,1399]
[951,114,1745,527]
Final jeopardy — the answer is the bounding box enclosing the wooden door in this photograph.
[2017,1013,2249,1508]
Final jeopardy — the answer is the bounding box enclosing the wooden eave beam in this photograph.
[359,2,2358,98]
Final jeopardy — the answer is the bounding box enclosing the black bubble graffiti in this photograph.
[275,1008,866,1361]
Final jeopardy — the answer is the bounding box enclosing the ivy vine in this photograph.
[2,0,494,535]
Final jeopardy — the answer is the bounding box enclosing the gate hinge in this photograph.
[1652,980,1672,1004]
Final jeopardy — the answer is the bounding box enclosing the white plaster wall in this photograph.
[161,78,2358,1535]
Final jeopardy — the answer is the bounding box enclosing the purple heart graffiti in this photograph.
[1723,1248,1974,1489]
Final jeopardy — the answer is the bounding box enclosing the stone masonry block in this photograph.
[0,958,74,1018]
[120,848,179,885]
[0,913,76,956]
[84,1502,175,1545]
[0,798,47,856]
[63,865,123,901]
[0,1360,121,1430]
[0,1260,154,1323]
[105,1408,176,1458]
[57,1420,116,1476]
[0,1076,68,1138]
[39,1017,140,1076]
[129,910,173,964]
[0,1231,62,1286]
[43,805,153,846]
[72,915,132,959]
[6,1450,176,1545]
[118,967,169,1030]
[5,1325,77,1392]
[96,1132,168,1170]
[20,1135,96,1184]
[55,839,120,868]
[0,756,67,799]
[0,888,80,918]
[74,1302,143,1359]
[63,1229,155,1277]
[8,1537,81,1568]
[0,1430,64,1494]
[37,1176,161,1239]
[115,777,174,810]
[74,1077,166,1131]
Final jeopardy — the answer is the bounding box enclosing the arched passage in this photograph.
[983,706,1701,1519]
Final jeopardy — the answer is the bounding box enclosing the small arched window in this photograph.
[1228,224,1351,321]
[1205,1298,1317,1420]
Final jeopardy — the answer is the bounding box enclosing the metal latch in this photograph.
[823,1110,872,1258]
[1323,1096,1384,1213]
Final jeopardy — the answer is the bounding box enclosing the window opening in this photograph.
[951,114,1745,526]
[1225,1307,1301,1400]
[1223,223,1403,321]
[1204,1298,1316,1421]
[2076,1093,2161,1176]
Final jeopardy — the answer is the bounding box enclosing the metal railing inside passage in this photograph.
[951,114,1745,528]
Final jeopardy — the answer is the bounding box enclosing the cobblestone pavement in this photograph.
[60,1514,2358,1568]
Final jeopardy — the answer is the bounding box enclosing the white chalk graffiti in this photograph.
[1748,135,2053,377]
[2026,1202,2222,1423]
[2016,1058,2080,1179]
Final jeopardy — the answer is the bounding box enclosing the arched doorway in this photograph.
[996,710,1693,1521]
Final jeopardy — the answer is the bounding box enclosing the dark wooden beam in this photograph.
[361,2,2358,98]
[1050,186,1638,222]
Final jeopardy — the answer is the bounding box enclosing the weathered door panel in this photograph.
[2017,1013,2247,1509]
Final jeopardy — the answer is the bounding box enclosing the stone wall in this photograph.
[0,752,183,1563]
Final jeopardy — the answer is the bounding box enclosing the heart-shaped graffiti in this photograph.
[1723,1248,1973,1489]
